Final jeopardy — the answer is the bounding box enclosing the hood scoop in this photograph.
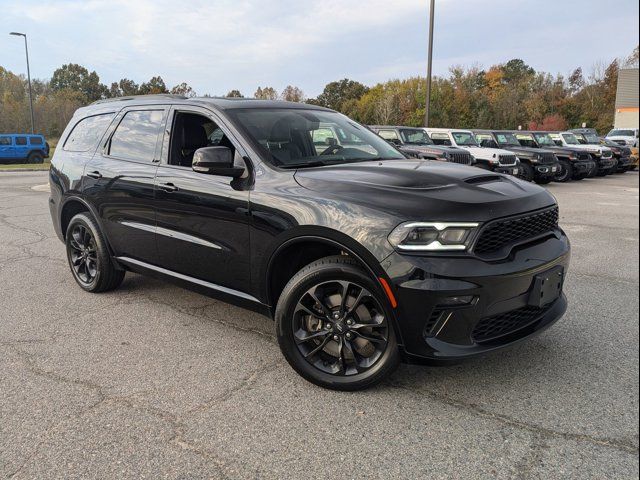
[464,174,503,185]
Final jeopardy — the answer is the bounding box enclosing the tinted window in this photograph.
[64,113,115,152]
[109,110,164,162]
[0,136,11,146]
[400,129,433,145]
[15,137,27,145]
[29,136,44,145]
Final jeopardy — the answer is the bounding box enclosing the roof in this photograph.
[368,125,425,130]
[87,95,330,111]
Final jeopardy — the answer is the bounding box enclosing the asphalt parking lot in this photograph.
[1,170,638,479]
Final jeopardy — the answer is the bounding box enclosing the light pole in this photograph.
[10,32,35,134]
[423,0,435,127]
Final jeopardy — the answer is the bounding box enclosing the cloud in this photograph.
[2,0,638,97]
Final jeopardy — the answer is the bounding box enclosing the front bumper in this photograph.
[615,156,632,171]
[381,234,570,361]
[596,157,616,173]
[493,165,519,176]
[572,159,596,176]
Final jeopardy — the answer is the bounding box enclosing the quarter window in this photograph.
[0,137,11,145]
[64,113,115,152]
[15,137,27,145]
[29,137,44,145]
[109,110,165,162]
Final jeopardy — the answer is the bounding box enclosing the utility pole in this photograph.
[423,0,435,127]
[10,32,35,134]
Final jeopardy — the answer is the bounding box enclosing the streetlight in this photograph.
[423,0,435,127]
[10,32,35,134]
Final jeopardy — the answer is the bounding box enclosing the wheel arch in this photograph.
[263,229,399,333]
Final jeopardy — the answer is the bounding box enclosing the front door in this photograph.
[154,107,251,293]
[83,107,167,264]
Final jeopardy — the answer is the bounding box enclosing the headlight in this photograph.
[388,222,479,251]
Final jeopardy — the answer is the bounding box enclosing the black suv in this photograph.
[570,130,632,173]
[49,95,570,390]
[513,131,595,182]
[368,126,474,166]
[472,130,560,184]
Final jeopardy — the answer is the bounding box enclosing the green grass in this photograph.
[0,161,51,171]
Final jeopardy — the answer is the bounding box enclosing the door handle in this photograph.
[160,182,179,192]
[87,170,102,179]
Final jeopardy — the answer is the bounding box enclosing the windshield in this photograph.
[495,132,521,147]
[400,129,433,145]
[584,133,600,144]
[608,129,635,137]
[225,108,404,168]
[562,133,580,145]
[532,133,556,146]
[452,131,479,146]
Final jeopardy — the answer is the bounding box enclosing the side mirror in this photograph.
[192,146,244,178]
[325,137,337,146]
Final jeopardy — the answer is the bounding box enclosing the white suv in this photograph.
[424,128,519,176]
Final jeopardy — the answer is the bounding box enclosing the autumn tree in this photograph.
[139,76,168,94]
[280,85,304,102]
[254,86,278,99]
[311,79,369,111]
[170,82,196,97]
[50,63,108,101]
[226,89,244,98]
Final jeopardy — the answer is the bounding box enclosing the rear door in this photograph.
[14,136,29,160]
[83,106,168,264]
[0,136,14,161]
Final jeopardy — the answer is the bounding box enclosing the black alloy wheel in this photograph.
[68,223,98,285]
[292,280,389,376]
[65,213,125,292]
[276,256,399,390]
[28,152,44,164]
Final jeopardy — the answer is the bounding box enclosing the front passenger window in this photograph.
[169,112,236,168]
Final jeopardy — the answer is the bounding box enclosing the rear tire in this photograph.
[65,213,125,293]
[275,255,400,391]
[554,160,573,183]
[27,152,44,164]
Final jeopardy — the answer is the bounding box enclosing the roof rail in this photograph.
[90,94,188,105]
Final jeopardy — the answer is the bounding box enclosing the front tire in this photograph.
[519,163,535,182]
[65,213,125,293]
[554,160,573,183]
[275,256,400,391]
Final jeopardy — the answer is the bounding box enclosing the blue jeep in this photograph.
[0,134,50,164]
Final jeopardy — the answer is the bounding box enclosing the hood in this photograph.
[293,160,555,222]
[399,144,467,156]
[458,146,516,159]
[497,145,553,158]
[569,144,611,154]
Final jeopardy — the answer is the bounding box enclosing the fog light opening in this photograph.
[439,295,474,307]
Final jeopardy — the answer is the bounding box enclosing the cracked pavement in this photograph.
[0,171,638,479]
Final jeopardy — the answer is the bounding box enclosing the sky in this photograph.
[1,0,639,98]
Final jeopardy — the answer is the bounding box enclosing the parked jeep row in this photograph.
[367,124,633,184]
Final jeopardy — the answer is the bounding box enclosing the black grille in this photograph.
[621,147,631,156]
[450,152,473,165]
[474,207,559,256]
[602,150,613,158]
[577,152,590,161]
[498,154,517,166]
[540,152,556,164]
[472,305,549,342]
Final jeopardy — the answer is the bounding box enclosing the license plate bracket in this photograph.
[528,266,564,308]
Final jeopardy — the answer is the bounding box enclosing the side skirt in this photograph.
[116,256,272,317]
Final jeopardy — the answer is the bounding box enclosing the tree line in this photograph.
[0,45,637,139]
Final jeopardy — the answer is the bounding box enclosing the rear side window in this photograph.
[64,113,115,152]
[108,110,164,162]
[29,137,44,145]
[378,130,399,140]
[0,136,11,145]
[15,137,27,145]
